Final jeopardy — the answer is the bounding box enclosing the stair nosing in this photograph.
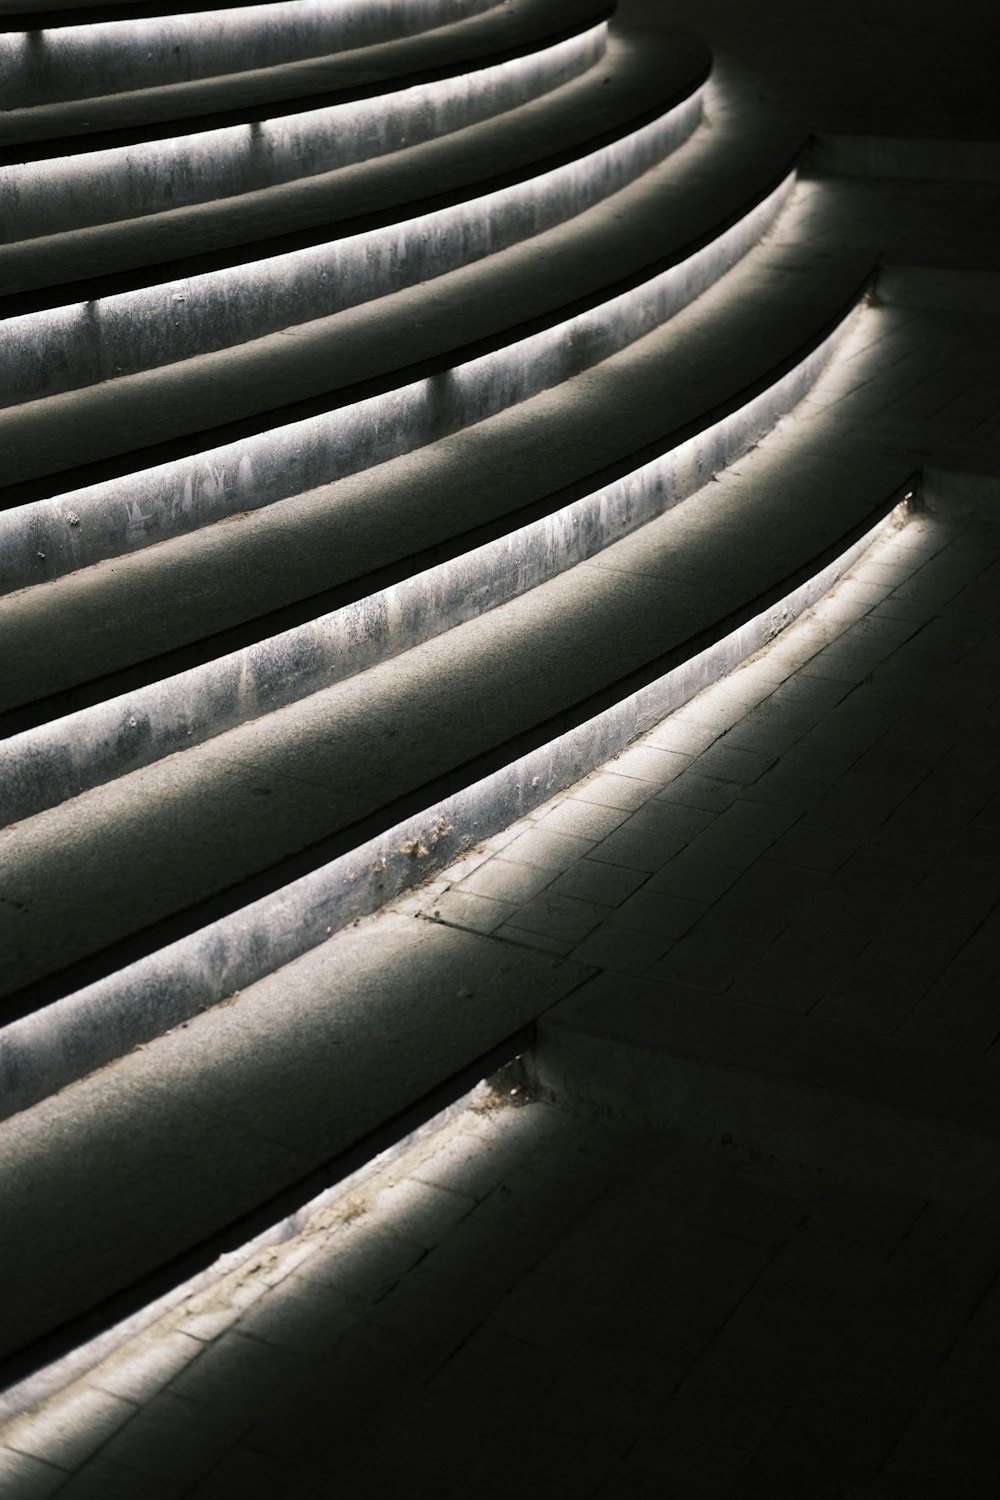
[0,0,611,161]
[1,174,861,736]
[0,273,877,1027]
[0,25,709,317]
[0,86,736,516]
[0,135,806,734]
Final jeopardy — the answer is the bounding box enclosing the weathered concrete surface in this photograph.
[0,912,590,1370]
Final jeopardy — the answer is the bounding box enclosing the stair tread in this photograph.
[0,225,861,798]
[0,202,857,741]
[0,106,799,594]
[0,911,589,1372]
[0,411,907,1014]
[0,0,445,23]
[0,17,706,312]
[6,0,989,1420]
[0,0,603,155]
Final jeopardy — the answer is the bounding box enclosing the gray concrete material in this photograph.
[0,0,597,153]
[0,25,694,315]
[1,16,705,309]
[13,1091,1000,1497]
[0,0,497,109]
[0,95,798,585]
[0,1096,581,1462]
[2,195,836,827]
[4,0,999,1481]
[0,425,901,984]
[0,471,903,1112]
[0,0,390,19]
[0,911,589,1368]
[487,501,1000,1219]
[0,142,795,594]
[0,37,706,405]
[9,180,983,536]
[533,973,1000,1214]
[6,22,606,237]
[3,495,1000,1479]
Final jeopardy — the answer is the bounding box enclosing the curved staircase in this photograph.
[0,0,927,1399]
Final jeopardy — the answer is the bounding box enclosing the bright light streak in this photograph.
[0,416,905,1126]
[0,0,498,107]
[6,24,606,238]
[0,87,711,590]
[0,169,796,821]
[1,70,702,404]
[0,1064,502,1427]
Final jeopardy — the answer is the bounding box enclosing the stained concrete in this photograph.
[0,913,589,1369]
[2,0,1000,1486]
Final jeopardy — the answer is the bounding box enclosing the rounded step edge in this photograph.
[0,0,497,95]
[0,0,496,22]
[0,22,708,403]
[3,20,607,244]
[0,93,704,470]
[0,458,919,1131]
[0,0,609,163]
[0,265,875,1028]
[0,130,795,615]
[0,977,540,1399]
[0,12,701,311]
[0,169,815,831]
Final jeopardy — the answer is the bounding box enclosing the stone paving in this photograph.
[3,0,1000,1485]
[3,426,999,1496]
[5,1083,1000,1498]
[440,505,1000,1058]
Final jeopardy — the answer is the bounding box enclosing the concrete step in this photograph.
[0,481,990,1402]
[0,399,914,1115]
[5,0,979,1430]
[0,115,803,724]
[0,210,873,830]
[2,0,999,1476]
[0,101,791,576]
[0,911,588,1385]
[0,18,706,348]
[0,0,497,96]
[2,1,600,156]
[2,8,895,1132]
[0,457,910,1383]
[2,474,998,1500]
[2,3,608,224]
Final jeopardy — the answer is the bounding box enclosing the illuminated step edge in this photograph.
[0,0,497,83]
[0,474,914,1123]
[1,0,598,160]
[0,1071,507,1421]
[0,190,804,826]
[0,70,704,406]
[0,151,779,596]
[5,24,606,239]
[2,17,696,319]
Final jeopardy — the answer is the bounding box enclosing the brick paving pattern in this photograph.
[4,443,1000,1497]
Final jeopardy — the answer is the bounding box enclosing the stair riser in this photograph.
[0,89,702,406]
[5,101,772,600]
[5,25,605,238]
[0,0,495,107]
[3,189,814,833]
[0,487,908,1123]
